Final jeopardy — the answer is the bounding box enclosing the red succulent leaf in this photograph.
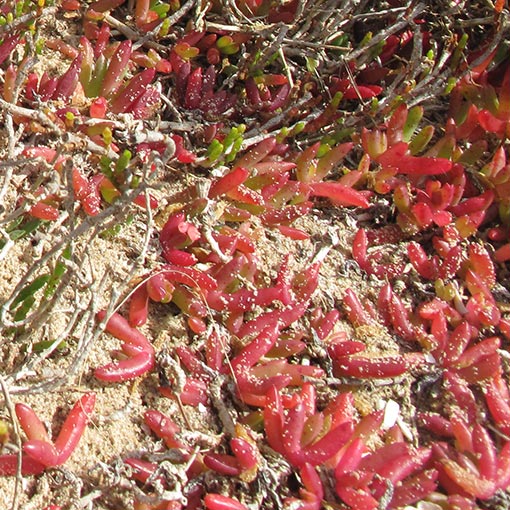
[184,67,203,109]
[101,40,132,97]
[333,353,425,379]
[89,0,126,12]
[485,374,510,435]
[204,494,248,510]
[308,182,370,208]
[110,68,156,114]
[0,35,21,66]
[204,453,241,476]
[29,201,60,221]
[0,455,45,476]
[478,109,507,135]
[390,469,439,507]
[209,167,250,198]
[441,459,496,499]
[53,54,82,101]
[378,142,453,175]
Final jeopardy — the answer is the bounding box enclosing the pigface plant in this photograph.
[1,1,510,509]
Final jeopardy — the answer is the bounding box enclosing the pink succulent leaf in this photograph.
[100,40,132,97]
[472,424,498,481]
[161,265,217,292]
[378,142,453,175]
[235,137,277,169]
[204,453,241,476]
[96,310,152,349]
[129,86,161,119]
[333,353,424,378]
[497,442,510,490]
[441,459,496,499]
[230,437,259,471]
[267,83,291,112]
[89,0,126,12]
[110,68,156,113]
[302,421,354,466]
[308,182,370,208]
[184,67,203,109]
[485,374,510,434]
[15,404,52,443]
[0,35,21,66]
[124,458,160,485]
[53,54,82,101]
[129,285,150,327]
[53,393,96,463]
[209,167,250,198]
[94,343,155,382]
[0,455,45,476]
[22,440,59,467]
[228,324,280,373]
[203,494,248,510]
[206,283,285,313]
[390,469,439,508]
[334,437,365,478]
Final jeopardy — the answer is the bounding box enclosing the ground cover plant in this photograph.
[1,0,510,508]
